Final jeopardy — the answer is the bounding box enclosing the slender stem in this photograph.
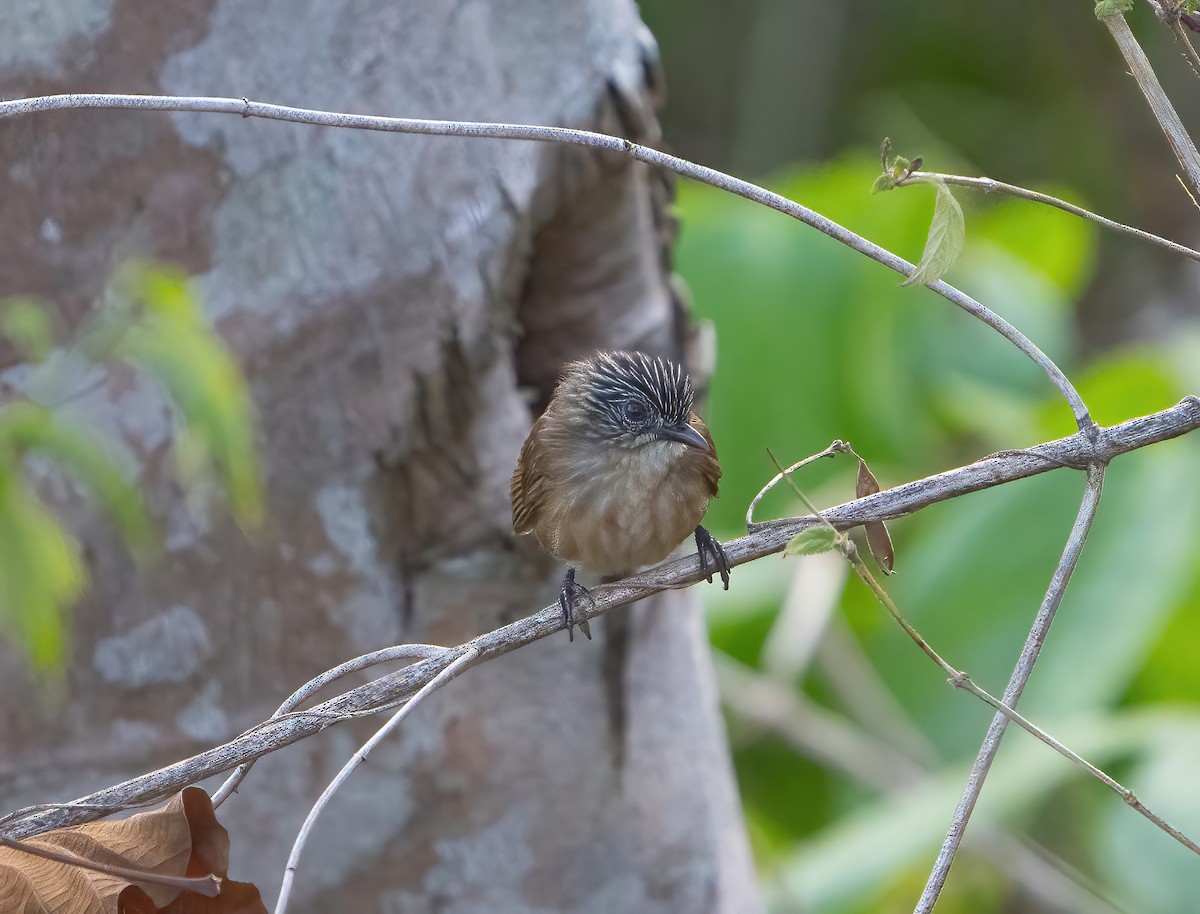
[765,453,1195,860]
[840,537,1200,858]
[741,662,1132,914]
[746,440,850,528]
[904,171,1200,263]
[274,647,477,914]
[1144,0,1200,77]
[948,675,1200,854]
[1168,16,1200,76]
[211,643,448,807]
[762,446,846,530]
[915,464,1107,912]
[0,92,1091,430]
[1098,10,1200,200]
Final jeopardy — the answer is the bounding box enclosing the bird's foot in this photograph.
[694,526,731,590]
[559,568,594,642]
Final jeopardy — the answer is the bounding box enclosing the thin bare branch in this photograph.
[725,661,1131,913]
[0,92,1091,430]
[828,528,1200,861]
[903,171,1200,263]
[948,675,1200,854]
[0,399,1195,841]
[1168,15,1200,75]
[916,463,1107,912]
[762,448,1200,889]
[274,647,477,914]
[211,643,448,808]
[1097,9,1200,200]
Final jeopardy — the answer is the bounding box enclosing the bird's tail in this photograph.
[601,581,632,775]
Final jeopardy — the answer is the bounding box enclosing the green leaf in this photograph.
[673,152,1087,530]
[113,264,264,528]
[901,178,965,287]
[1,299,55,362]
[1095,0,1133,17]
[0,402,151,547]
[870,172,896,195]
[0,472,84,669]
[784,525,839,557]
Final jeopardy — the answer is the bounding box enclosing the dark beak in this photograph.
[658,423,712,454]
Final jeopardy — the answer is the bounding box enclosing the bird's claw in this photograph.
[694,526,731,591]
[559,568,594,641]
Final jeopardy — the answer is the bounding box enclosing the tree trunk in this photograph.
[0,2,759,910]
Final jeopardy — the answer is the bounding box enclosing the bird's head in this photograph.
[556,351,714,455]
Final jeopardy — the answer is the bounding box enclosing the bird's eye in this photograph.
[622,400,649,426]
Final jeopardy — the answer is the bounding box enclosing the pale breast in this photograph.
[538,440,714,576]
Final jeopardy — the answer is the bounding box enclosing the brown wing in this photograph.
[510,413,551,534]
[689,412,722,499]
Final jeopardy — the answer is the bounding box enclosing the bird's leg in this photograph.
[559,568,594,641]
[694,526,731,590]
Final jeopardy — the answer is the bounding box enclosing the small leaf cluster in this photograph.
[870,137,922,195]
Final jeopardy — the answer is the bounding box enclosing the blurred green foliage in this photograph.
[0,265,261,671]
[640,0,1196,354]
[679,153,1200,911]
[110,266,263,528]
[0,473,85,670]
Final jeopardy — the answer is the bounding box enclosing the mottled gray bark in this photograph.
[0,2,759,911]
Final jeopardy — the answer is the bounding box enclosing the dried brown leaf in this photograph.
[174,881,264,913]
[124,880,266,914]
[856,459,896,574]
[0,787,265,914]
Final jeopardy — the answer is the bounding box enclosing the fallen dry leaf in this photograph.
[0,787,265,914]
[856,458,895,574]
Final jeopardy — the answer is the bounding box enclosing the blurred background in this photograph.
[639,1,1200,911]
[1,2,1198,911]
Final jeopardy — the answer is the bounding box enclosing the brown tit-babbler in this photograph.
[510,350,730,640]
